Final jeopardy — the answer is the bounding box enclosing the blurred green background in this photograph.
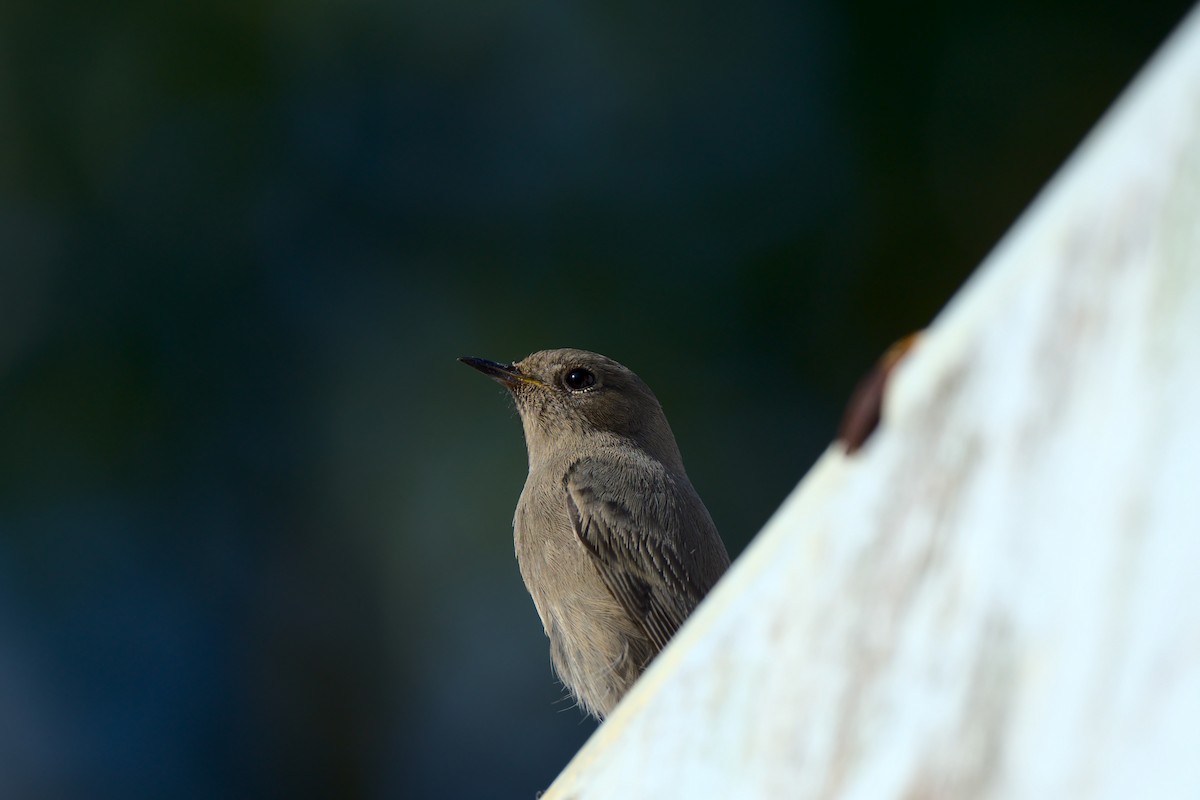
[0,0,1191,797]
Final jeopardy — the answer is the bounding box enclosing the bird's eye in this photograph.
[562,367,596,392]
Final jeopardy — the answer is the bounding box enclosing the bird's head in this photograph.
[459,348,683,471]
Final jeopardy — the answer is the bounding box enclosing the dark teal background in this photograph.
[0,1,1190,797]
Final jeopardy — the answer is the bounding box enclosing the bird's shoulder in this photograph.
[560,447,686,529]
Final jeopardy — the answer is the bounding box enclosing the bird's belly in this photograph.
[514,494,652,718]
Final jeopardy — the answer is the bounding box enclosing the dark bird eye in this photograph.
[563,367,596,391]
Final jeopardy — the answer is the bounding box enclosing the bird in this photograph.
[459,348,731,720]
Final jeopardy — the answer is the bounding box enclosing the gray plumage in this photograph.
[460,348,730,719]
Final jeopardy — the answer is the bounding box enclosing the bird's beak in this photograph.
[458,356,547,388]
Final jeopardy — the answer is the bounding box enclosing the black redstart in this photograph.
[460,348,730,719]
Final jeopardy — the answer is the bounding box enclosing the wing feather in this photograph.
[563,458,710,653]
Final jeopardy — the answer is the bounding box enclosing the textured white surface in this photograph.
[542,5,1200,798]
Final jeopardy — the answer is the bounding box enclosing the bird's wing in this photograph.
[563,458,709,653]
